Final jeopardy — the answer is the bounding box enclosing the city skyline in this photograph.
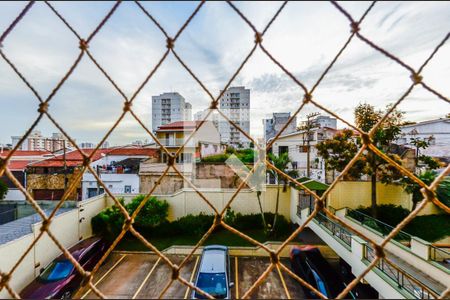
[1,1,449,146]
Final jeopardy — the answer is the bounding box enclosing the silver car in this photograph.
[191,245,233,299]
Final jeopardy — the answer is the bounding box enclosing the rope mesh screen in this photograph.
[0,1,449,299]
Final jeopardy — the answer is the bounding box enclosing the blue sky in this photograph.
[1,1,449,146]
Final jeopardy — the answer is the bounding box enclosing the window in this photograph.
[194,272,227,299]
[124,185,132,193]
[292,161,298,169]
[40,260,74,282]
[278,146,289,155]
[299,145,308,153]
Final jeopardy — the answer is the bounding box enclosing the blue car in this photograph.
[191,245,234,299]
[290,245,356,299]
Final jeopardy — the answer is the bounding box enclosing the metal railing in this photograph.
[364,245,439,299]
[315,212,352,247]
[429,245,450,270]
[346,208,413,244]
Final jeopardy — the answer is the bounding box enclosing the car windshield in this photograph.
[40,260,74,282]
[311,269,329,298]
[194,272,227,299]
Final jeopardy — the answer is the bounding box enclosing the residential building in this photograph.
[218,86,250,148]
[184,102,192,121]
[314,115,337,129]
[270,127,338,182]
[25,147,159,200]
[140,120,225,194]
[11,131,75,152]
[79,142,95,149]
[263,112,297,141]
[396,117,450,158]
[0,150,52,201]
[151,92,192,132]
[82,146,159,199]
[194,108,220,129]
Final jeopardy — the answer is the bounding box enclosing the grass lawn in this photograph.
[116,228,293,251]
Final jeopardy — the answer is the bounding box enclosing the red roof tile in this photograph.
[157,121,201,131]
[0,150,51,158]
[8,160,34,171]
[27,147,158,168]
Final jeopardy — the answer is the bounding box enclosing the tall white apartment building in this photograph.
[151,92,192,132]
[218,86,250,148]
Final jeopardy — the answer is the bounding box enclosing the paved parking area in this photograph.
[75,253,305,299]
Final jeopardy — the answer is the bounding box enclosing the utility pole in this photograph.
[63,140,67,191]
[301,112,320,178]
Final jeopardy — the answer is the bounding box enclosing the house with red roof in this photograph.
[24,146,159,201]
[0,150,52,201]
[139,121,225,194]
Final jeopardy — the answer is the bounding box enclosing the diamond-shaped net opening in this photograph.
[0,1,449,299]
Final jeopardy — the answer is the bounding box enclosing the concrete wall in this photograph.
[0,195,107,298]
[342,213,450,286]
[3,189,26,201]
[109,185,292,221]
[82,173,139,199]
[327,181,413,210]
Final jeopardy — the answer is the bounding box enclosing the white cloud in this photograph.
[0,1,449,146]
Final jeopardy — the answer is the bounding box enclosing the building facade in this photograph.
[396,117,450,159]
[270,127,338,182]
[11,131,74,152]
[25,147,159,200]
[0,150,51,201]
[263,112,297,141]
[194,109,219,130]
[314,115,337,129]
[140,120,225,194]
[151,92,192,132]
[218,86,250,148]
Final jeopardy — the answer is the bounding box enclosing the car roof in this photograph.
[199,249,226,273]
[56,236,102,261]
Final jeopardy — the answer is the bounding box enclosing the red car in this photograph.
[20,237,107,299]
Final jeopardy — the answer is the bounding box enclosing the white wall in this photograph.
[3,189,26,201]
[0,195,107,298]
[82,173,139,199]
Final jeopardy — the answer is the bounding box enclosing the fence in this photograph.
[364,244,440,299]
[429,246,450,270]
[346,208,413,244]
[0,1,449,299]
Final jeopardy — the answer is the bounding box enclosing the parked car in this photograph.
[191,245,234,299]
[20,237,107,299]
[290,245,356,299]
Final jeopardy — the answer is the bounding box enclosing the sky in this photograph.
[0,1,449,146]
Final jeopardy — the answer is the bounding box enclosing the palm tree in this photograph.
[267,152,298,234]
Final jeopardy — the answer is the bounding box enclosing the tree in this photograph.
[0,179,7,200]
[267,152,298,233]
[404,172,450,209]
[316,103,405,217]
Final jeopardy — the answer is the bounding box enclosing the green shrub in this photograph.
[436,176,450,208]
[354,204,409,227]
[201,154,229,163]
[91,199,126,241]
[0,179,7,200]
[126,195,169,229]
[175,213,215,237]
[405,214,450,242]
[92,196,169,241]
